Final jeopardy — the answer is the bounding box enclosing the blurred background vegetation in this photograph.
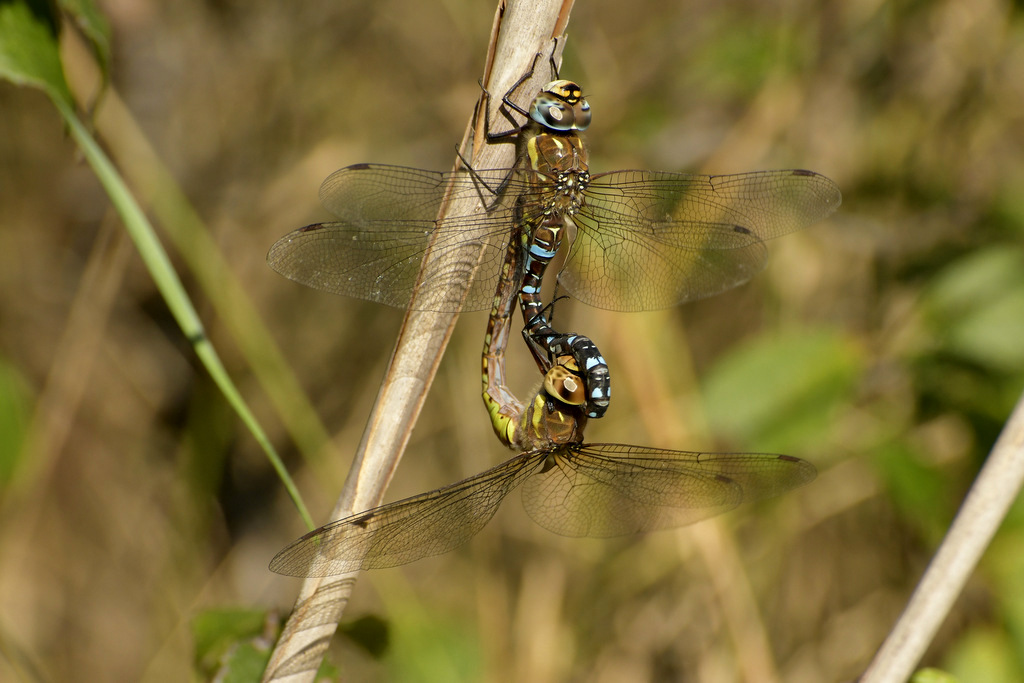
[2,0,1024,680]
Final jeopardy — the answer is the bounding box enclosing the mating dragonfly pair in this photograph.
[267,74,840,575]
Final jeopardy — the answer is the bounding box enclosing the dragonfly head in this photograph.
[531,80,591,132]
[543,359,588,407]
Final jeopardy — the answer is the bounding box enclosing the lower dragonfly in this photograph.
[269,366,815,575]
[269,213,816,577]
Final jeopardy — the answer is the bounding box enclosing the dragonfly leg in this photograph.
[546,36,562,78]
[519,295,572,371]
[452,146,519,201]
[481,51,557,141]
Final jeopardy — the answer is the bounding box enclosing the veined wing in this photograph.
[267,164,534,312]
[269,449,544,575]
[520,443,816,537]
[561,169,842,311]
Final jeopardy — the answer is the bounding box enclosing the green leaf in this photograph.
[702,328,863,453]
[386,607,482,682]
[192,607,269,673]
[979,524,1024,673]
[943,627,1022,683]
[3,0,313,533]
[192,607,343,680]
[215,641,272,683]
[869,440,953,543]
[923,247,1024,371]
[0,0,72,104]
[911,668,960,683]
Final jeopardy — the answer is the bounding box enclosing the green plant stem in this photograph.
[49,93,314,531]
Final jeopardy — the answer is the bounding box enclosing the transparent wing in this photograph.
[269,450,544,576]
[561,169,843,310]
[267,164,530,312]
[268,165,841,313]
[520,444,816,537]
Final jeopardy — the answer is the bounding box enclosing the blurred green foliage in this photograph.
[0,358,31,488]
[703,328,864,453]
[922,247,1024,374]
[912,667,960,683]
[0,0,70,101]
[192,607,271,678]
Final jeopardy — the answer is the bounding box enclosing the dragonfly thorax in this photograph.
[512,393,586,452]
[553,170,589,215]
[526,135,589,221]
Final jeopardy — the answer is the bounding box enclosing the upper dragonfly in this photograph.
[267,81,842,316]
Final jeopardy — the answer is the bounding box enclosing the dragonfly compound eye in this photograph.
[530,94,576,131]
[573,100,592,130]
[531,80,590,131]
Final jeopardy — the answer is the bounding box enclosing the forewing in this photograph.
[267,164,524,311]
[561,169,842,310]
[520,444,816,537]
[269,451,542,575]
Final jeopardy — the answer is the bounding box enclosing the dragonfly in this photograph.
[271,190,817,576]
[270,360,816,575]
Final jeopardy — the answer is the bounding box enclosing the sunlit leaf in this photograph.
[702,328,863,453]
[923,247,1024,371]
[943,627,1022,683]
[387,610,482,683]
[979,526,1024,670]
[911,668,960,683]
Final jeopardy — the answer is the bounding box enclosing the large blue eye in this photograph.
[530,95,576,131]
[573,101,592,130]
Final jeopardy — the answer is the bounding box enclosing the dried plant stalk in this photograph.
[861,388,1024,682]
